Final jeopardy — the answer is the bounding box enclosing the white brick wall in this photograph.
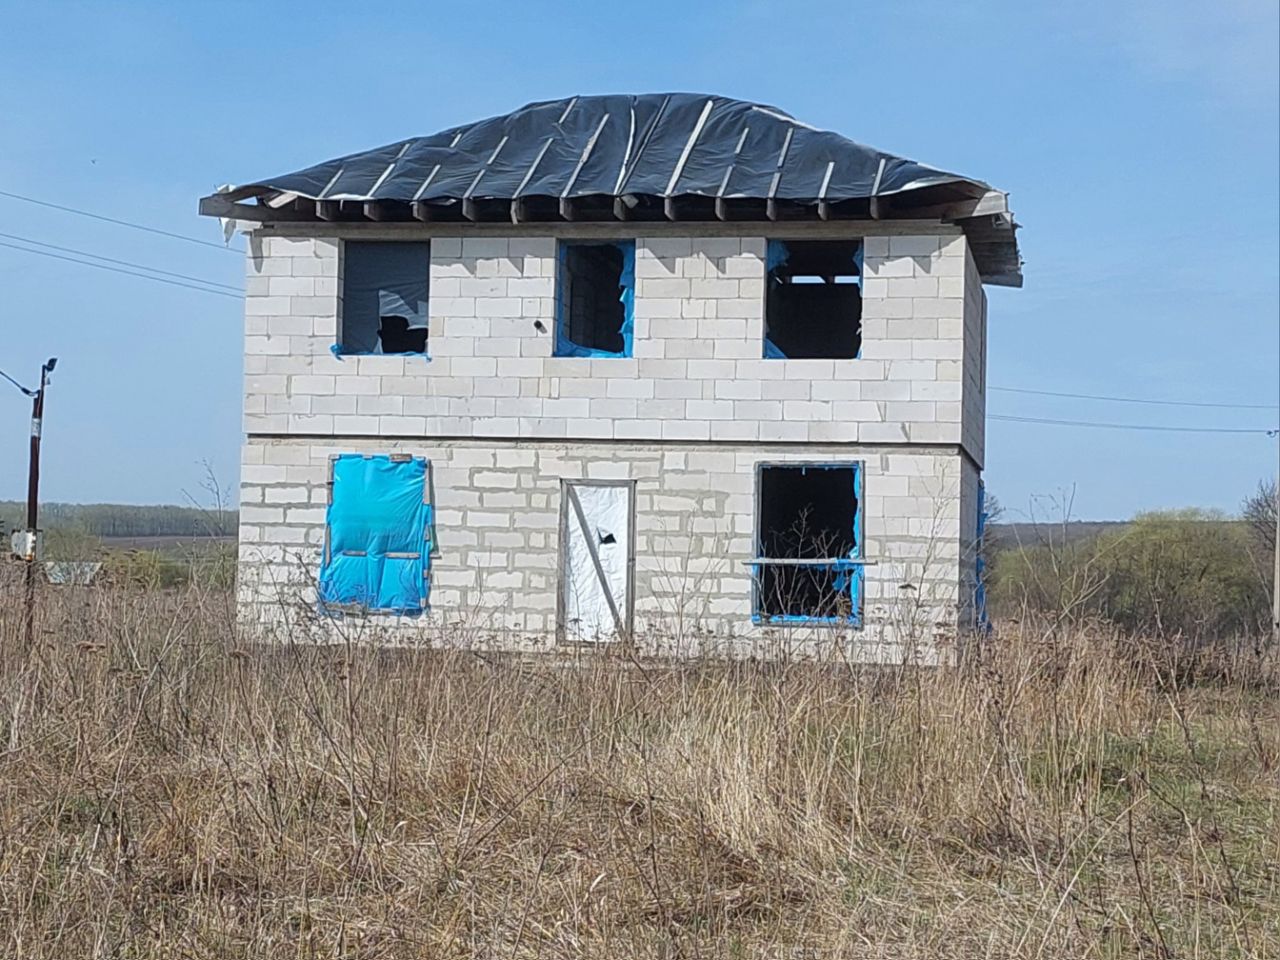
[237,225,992,661]
[237,437,969,662]
[242,228,984,460]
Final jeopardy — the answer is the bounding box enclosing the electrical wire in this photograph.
[0,240,240,299]
[990,413,1278,435]
[0,232,241,291]
[991,385,1277,410]
[0,189,241,253]
[0,368,34,396]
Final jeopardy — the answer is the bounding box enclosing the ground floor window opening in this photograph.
[317,453,433,614]
[754,463,863,624]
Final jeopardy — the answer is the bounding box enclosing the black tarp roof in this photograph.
[203,94,1021,286]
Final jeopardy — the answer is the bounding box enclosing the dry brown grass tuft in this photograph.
[0,573,1276,958]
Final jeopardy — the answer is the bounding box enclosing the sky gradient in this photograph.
[1,0,1276,520]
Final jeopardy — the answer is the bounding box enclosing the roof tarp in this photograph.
[233,94,986,206]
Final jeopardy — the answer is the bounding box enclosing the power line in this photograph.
[991,385,1277,410]
[0,368,34,396]
[991,413,1277,435]
[0,189,241,254]
[0,231,241,292]
[0,240,240,299]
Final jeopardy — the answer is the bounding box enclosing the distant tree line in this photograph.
[987,479,1277,642]
[0,502,236,538]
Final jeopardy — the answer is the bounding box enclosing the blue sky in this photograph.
[0,0,1276,520]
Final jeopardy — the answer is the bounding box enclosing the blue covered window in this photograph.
[554,240,635,357]
[753,463,863,625]
[974,480,991,634]
[338,241,430,356]
[318,454,432,614]
[764,239,862,359]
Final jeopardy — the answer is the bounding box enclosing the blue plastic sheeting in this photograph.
[336,241,430,356]
[318,455,431,614]
[616,241,636,355]
[764,241,791,358]
[974,480,991,634]
[765,238,790,273]
[555,241,635,358]
[763,337,787,359]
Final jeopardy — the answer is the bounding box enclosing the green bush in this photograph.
[991,509,1269,639]
[99,543,235,590]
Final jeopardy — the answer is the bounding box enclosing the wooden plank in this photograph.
[902,190,1008,222]
[868,157,887,219]
[197,193,314,222]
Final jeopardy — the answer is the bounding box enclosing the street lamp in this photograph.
[3,357,58,648]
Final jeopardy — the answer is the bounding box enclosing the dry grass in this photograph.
[0,575,1277,958]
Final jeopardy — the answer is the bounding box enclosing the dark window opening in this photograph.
[378,315,427,354]
[756,464,862,622]
[340,241,430,355]
[764,239,862,359]
[556,241,634,357]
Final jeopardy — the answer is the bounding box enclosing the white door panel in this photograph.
[561,482,632,642]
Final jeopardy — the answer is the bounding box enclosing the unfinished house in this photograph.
[200,93,1021,661]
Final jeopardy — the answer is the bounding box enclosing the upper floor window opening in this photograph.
[763,239,862,360]
[338,241,430,356]
[555,240,635,358]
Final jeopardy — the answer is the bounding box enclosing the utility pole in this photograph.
[1273,431,1279,644]
[4,358,57,648]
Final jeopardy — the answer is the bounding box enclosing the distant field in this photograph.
[0,501,237,539]
[99,534,234,553]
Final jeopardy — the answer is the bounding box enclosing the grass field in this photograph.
[0,572,1276,958]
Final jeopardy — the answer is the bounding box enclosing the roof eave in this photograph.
[198,188,1023,287]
